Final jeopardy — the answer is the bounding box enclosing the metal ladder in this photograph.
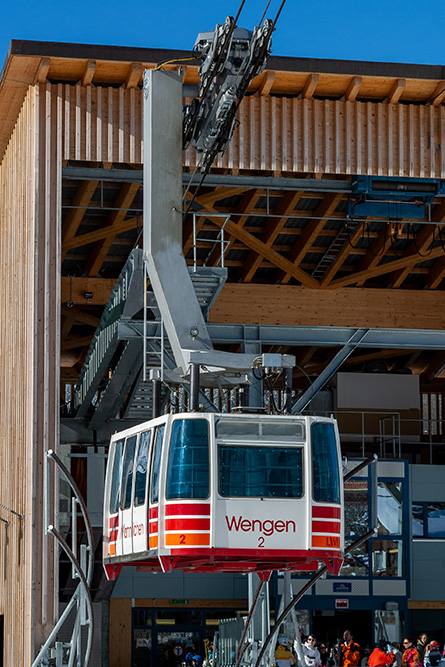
[311,221,358,280]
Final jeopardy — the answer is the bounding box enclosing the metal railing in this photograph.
[32,450,94,667]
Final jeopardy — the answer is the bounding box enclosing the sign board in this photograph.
[333,582,352,593]
[172,599,189,605]
[173,645,184,657]
[335,599,349,609]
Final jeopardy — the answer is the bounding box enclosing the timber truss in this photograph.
[61,165,445,409]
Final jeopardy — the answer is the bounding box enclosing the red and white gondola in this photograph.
[103,412,344,580]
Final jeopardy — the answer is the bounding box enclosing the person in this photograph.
[391,643,403,666]
[319,644,329,667]
[401,638,422,667]
[424,642,442,667]
[417,636,430,662]
[302,635,322,667]
[275,635,297,667]
[339,631,361,667]
[368,641,394,667]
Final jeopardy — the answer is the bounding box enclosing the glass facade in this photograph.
[412,502,445,538]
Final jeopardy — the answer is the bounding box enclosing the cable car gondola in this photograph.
[103,411,344,580]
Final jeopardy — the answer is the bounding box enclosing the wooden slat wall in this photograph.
[54,84,445,178]
[0,83,60,664]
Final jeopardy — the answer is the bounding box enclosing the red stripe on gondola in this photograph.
[165,518,211,531]
[109,515,119,528]
[149,522,158,534]
[110,529,118,541]
[165,503,211,516]
[312,506,341,519]
[312,520,341,533]
[149,507,158,519]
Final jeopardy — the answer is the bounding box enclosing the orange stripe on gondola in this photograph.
[312,506,341,519]
[149,536,158,548]
[165,533,211,546]
[109,544,116,556]
[312,535,341,549]
[165,503,211,516]
[312,520,341,533]
[165,518,211,531]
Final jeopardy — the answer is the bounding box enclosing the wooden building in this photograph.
[1,37,445,664]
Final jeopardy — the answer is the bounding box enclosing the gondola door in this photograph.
[120,435,138,556]
[132,429,152,554]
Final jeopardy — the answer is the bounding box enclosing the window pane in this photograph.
[412,503,424,537]
[219,446,303,498]
[340,541,369,576]
[372,540,404,577]
[217,420,259,437]
[167,419,209,499]
[261,422,304,440]
[122,436,137,510]
[110,439,124,514]
[311,422,340,503]
[151,425,165,504]
[134,430,151,507]
[344,481,369,536]
[378,482,403,536]
[427,503,445,537]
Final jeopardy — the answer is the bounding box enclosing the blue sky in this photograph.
[2,0,445,67]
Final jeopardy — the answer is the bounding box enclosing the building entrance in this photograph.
[312,609,373,654]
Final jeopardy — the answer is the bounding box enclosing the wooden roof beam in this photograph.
[63,215,138,252]
[425,256,445,289]
[257,71,275,96]
[81,60,96,86]
[341,76,362,102]
[330,243,445,288]
[279,192,343,284]
[240,190,304,282]
[85,181,141,276]
[299,73,319,100]
[385,78,406,104]
[62,180,99,261]
[429,80,445,106]
[421,351,445,382]
[320,222,365,287]
[204,190,262,267]
[61,276,116,305]
[388,200,445,287]
[126,63,143,89]
[206,216,319,288]
[183,187,250,255]
[34,57,50,84]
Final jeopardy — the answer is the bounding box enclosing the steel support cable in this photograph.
[182,0,278,220]
[253,528,376,667]
[235,579,265,667]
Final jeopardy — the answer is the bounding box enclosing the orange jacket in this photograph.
[340,642,361,667]
[368,648,393,667]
